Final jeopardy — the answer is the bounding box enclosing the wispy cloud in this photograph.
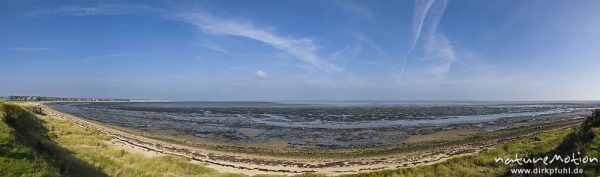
[423,0,455,79]
[4,47,51,51]
[350,32,388,56]
[334,0,373,17]
[328,45,362,70]
[400,0,435,74]
[411,0,436,49]
[402,0,455,79]
[202,41,232,55]
[425,33,455,79]
[78,53,134,64]
[178,13,341,72]
[27,4,342,72]
[27,4,162,17]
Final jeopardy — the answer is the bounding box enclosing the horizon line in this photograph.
[3,95,600,103]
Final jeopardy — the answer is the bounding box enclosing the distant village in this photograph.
[0,96,130,102]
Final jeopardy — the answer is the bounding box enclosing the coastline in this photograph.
[36,102,583,176]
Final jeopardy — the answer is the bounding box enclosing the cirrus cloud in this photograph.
[178,13,342,72]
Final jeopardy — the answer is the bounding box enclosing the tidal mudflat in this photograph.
[42,101,599,175]
[50,101,597,149]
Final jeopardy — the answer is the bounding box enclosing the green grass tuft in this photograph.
[0,102,61,177]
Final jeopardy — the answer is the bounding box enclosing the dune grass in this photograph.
[0,102,60,177]
[1,102,249,177]
[340,128,572,177]
[35,107,247,177]
[584,127,600,177]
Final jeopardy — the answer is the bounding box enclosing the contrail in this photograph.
[400,0,435,75]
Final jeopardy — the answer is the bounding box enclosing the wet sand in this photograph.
[237,128,266,138]
[402,129,479,144]
[49,101,596,149]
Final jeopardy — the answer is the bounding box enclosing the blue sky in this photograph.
[1,0,599,101]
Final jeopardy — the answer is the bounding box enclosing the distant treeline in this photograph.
[2,96,130,102]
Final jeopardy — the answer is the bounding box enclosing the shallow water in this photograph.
[50,101,599,148]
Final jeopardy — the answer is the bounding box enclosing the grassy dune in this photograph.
[341,128,572,177]
[2,102,599,177]
[44,112,241,177]
[0,102,246,177]
[0,103,60,177]
[344,109,600,177]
